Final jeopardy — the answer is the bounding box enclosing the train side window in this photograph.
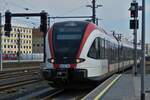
[99,38,105,59]
[105,40,108,59]
[87,38,100,59]
[146,56,150,61]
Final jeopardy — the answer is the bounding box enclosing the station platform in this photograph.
[83,74,150,100]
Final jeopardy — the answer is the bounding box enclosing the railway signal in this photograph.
[129,1,139,29]
[129,0,139,76]
[40,11,47,33]
[129,0,146,99]
[4,10,12,37]
[130,2,138,18]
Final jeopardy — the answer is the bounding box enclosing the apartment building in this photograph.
[1,26,32,54]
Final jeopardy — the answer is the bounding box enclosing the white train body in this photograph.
[42,21,140,87]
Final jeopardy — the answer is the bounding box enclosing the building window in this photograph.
[11,45,13,48]
[37,44,40,47]
[4,45,6,48]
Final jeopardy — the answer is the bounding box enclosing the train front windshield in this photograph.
[53,22,88,58]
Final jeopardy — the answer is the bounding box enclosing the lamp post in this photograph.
[0,13,3,70]
[141,0,145,99]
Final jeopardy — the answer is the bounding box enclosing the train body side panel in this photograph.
[45,29,53,69]
[76,29,109,78]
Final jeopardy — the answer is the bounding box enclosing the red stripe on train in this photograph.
[48,27,59,68]
[70,23,97,68]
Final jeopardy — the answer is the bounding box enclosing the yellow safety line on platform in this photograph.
[94,74,122,100]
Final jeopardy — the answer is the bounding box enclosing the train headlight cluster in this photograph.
[48,58,85,64]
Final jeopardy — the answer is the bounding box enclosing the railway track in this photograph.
[40,68,137,100]
[41,88,93,100]
[0,65,66,100]
[0,69,39,79]
[0,65,139,99]
[0,66,45,99]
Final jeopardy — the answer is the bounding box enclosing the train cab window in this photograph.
[87,38,100,59]
[53,21,88,58]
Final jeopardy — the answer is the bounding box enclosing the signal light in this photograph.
[130,2,138,18]
[130,19,139,29]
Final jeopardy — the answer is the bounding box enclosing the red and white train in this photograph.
[42,21,141,88]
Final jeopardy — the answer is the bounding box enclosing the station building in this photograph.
[1,26,32,54]
[32,28,43,54]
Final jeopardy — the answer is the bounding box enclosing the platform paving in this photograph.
[83,74,150,100]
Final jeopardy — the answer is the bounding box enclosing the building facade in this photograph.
[1,26,32,54]
[146,43,150,56]
[32,28,43,53]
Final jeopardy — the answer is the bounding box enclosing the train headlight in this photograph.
[76,58,80,63]
[51,59,55,63]
[48,58,55,63]
[76,58,85,63]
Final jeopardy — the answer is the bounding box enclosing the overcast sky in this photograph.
[0,0,150,43]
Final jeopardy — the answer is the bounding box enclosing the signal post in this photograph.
[129,0,139,76]
[129,0,146,99]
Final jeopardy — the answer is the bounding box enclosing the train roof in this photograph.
[52,21,89,27]
[51,21,141,50]
[96,27,118,44]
